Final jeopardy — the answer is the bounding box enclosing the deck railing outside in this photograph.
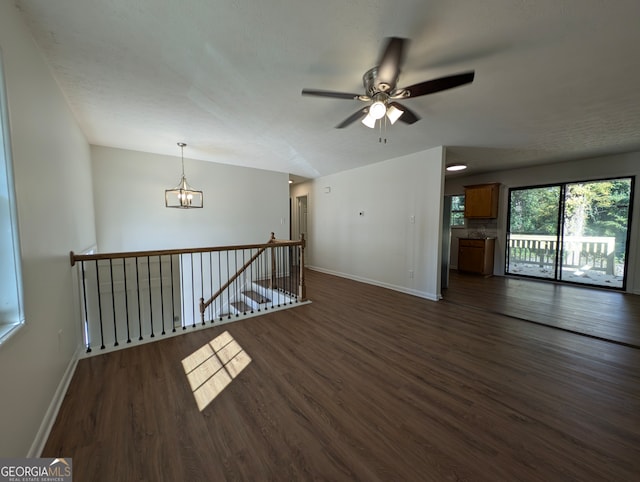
[508,234,616,274]
[70,233,306,355]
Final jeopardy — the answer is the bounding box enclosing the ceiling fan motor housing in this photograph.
[363,67,397,96]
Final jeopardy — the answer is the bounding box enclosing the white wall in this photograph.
[445,152,640,294]
[91,146,290,252]
[305,147,445,300]
[0,2,96,456]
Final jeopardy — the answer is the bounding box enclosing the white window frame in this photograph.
[0,49,24,345]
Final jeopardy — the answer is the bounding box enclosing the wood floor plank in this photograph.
[43,269,640,481]
[445,270,640,347]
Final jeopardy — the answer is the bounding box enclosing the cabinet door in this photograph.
[464,184,499,218]
[458,246,485,273]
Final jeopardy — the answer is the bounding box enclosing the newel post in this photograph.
[298,233,306,301]
[199,297,206,325]
[270,232,277,290]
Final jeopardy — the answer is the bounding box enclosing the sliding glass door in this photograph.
[506,177,633,289]
[507,186,561,279]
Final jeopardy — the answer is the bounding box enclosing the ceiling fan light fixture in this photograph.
[386,104,403,124]
[301,37,475,130]
[361,113,377,128]
[369,100,387,120]
[446,163,468,172]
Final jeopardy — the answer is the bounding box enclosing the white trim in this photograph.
[28,345,82,457]
[0,321,24,347]
[0,49,25,335]
[308,266,440,302]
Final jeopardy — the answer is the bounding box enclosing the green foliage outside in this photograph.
[510,186,560,235]
[509,178,632,264]
[450,194,465,227]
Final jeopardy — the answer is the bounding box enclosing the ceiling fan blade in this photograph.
[301,89,361,100]
[402,71,475,98]
[389,102,420,124]
[375,37,407,91]
[336,107,369,128]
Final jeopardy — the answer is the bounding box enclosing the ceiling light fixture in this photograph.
[362,104,404,129]
[362,90,405,129]
[446,163,468,172]
[369,100,387,120]
[386,104,404,125]
[361,113,377,128]
[165,142,203,209]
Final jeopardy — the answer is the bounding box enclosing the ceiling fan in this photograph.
[301,37,475,129]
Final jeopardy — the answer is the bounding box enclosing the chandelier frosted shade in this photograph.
[165,142,203,209]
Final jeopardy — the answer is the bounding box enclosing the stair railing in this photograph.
[199,233,306,324]
[70,233,306,354]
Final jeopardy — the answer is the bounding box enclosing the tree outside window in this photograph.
[451,195,465,228]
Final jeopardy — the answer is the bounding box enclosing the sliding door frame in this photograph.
[505,176,634,291]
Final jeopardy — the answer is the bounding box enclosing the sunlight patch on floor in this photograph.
[181,331,252,411]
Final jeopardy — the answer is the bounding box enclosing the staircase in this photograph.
[70,233,307,356]
[213,279,297,320]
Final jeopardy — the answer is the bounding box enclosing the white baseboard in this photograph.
[307,265,440,302]
[28,345,82,457]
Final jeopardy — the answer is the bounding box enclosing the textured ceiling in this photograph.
[13,0,640,178]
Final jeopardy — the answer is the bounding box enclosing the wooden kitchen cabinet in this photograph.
[464,183,500,218]
[458,238,495,276]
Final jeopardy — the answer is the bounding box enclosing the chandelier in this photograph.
[165,142,203,209]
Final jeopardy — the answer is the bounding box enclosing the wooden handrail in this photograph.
[69,233,302,266]
[199,232,306,323]
[69,232,307,353]
[199,244,271,318]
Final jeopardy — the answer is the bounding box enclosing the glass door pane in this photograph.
[506,186,561,279]
[559,178,632,289]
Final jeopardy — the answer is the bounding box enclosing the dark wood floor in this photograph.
[445,270,640,348]
[44,269,640,481]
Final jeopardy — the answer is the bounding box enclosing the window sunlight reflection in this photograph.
[181,331,252,411]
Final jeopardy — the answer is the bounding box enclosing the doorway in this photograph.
[506,177,633,289]
[294,195,308,241]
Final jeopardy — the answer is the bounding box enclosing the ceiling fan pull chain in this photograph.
[383,115,388,144]
[384,115,387,144]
